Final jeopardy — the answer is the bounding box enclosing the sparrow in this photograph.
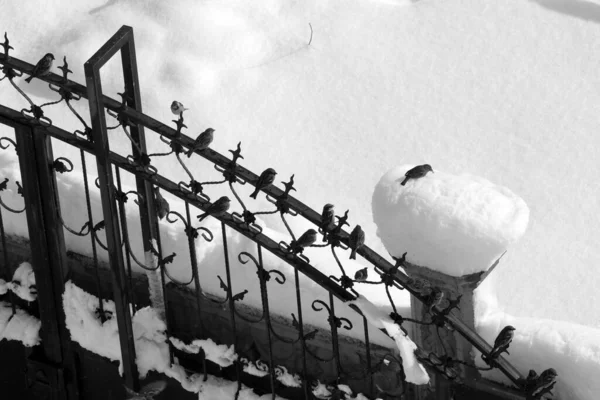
[170,101,188,115]
[289,229,318,254]
[348,225,365,260]
[530,368,558,395]
[124,379,167,400]
[250,168,277,199]
[320,203,335,242]
[428,288,444,314]
[154,188,170,220]
[25,53,55,83]
[354,267,368,281]
[197,196,231,222]
[487,325,515,361]
[185,128,214,158]
[399,164,434,186]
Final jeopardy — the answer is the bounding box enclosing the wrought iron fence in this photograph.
[0,26,557,400]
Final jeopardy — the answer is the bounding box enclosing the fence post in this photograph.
[85,29,140,390]
[15,125,80,400]
[404,257,502,399]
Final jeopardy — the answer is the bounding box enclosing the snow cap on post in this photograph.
[372,165,529,277]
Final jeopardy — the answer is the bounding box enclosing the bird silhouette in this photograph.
[197,196,231,222]
[25,53,55,83]
[153,187,170,220]
[348,225,365,260]
[250,168,277,199]
[320,203,335,242]
[170,101,188,115]
[289,229,318,254]
[486,325,515,361]
[124,380,167,400]
[185,128,214,157]
[354,267,368,281]
[400,164,434,186]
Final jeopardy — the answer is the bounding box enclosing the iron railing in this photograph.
[0,26,556,400]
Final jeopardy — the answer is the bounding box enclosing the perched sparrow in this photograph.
[170,101,188,115]
[487,325,515,360]
[185,128,214,158]
[530,368,558,395]
[153,188,170,220]
[197,196,231,222]
[289,229,318,254]
[428,288,444,314]
[25,53,55,83]
[354,267,368,281]
[399,164,434,186]
[320,203,335,242]
[250,168,277,199]
[124,379,167,400]
[348,225,365,260]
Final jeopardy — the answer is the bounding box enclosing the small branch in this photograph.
[308,23,313,46]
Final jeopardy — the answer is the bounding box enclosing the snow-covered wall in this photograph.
[372,165,529,276]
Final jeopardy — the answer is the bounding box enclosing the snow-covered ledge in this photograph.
[372,165,529,399]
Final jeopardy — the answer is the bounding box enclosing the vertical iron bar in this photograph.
[153,219,174,364]
[85,47,139,390]
[329,292,342,381]
[255,244,277,399]
[114,167,137,310]
[362,317,373,396]
[293,268,311,399]
[16,126,80,399]
[0,206,16,315]
[185,201,207,378]
[221,222,242,399]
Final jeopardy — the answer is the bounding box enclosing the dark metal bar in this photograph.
[84,30,139,390]
[293,267,311,399]
[362,317,373,396]
[15,124,80,399]
[328,293,342,382]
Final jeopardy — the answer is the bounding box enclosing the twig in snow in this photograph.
[308,23,313,46]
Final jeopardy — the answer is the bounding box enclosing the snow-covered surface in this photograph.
[0,301,41,347]
[6,262,38,302]
[372,165,529,276]
[474,278,600,400]
[349,295,429,384]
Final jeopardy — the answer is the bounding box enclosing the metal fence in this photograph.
[0,26,555,400]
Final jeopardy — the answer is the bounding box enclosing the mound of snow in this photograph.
[372,165,529,276]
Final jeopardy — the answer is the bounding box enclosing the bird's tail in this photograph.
[25,76,33,83]
[186,149,193,158]
[400,177,409,186]
[250,191,258,199]
[197,213,207,222]
[350,249,357,260]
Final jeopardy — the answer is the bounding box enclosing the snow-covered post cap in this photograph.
[372,165,529,279]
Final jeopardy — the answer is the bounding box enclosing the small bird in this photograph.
[428,288,444,314]
[289,229,318,254]
[153,187,170,220]
[170,101,188,115]
[25,53,55,83]
[530,368,558,395]
[348,225,365,260]
[250,168,277,199]
[487,325,515,361]
[399,164,434,186]
[320,203,335,242]
[185,128,214,158]
[354,267,368,281]
[197,196,231,222]
[124,379,167,400]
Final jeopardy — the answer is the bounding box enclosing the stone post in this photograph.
[403,255,504,400]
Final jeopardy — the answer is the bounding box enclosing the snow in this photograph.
[474,277,600,400]
[372,165,529,276]
[6,262,38,302]
[0,301,41,347]
[349,295,429,384]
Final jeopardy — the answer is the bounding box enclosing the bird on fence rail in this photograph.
[320,203,335,242]
[289,229,318,254]
[529,368,558,397]
[170,101,188,115]
[484,325,515,362]
[399,164,434,186]
[25,53,55,83]
[427,288,444,315]
[354,267,368,281]
[185,128,214,158]
[124,379,167,400]
[197,196,231,222]
[250,168,277,199]
[153,187,170,220]
[348,225,365,260]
